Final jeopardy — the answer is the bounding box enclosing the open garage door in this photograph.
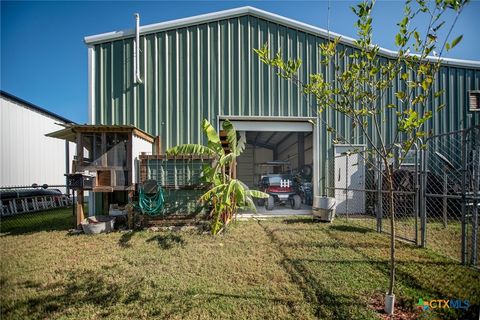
[219,117,316,215]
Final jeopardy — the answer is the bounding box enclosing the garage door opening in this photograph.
[236,130,314,215]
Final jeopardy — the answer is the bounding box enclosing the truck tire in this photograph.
[291,195,302,210]
[266,196,275,210]
[257,198,265,206]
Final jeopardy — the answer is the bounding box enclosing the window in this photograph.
[469,91,480,112]
[82,133,102,165]
[106,133,129,166]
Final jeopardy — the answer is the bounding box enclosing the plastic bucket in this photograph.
[312,196,336,221]
[81,215,116,234]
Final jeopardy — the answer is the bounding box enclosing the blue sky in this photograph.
[2,0,479,124]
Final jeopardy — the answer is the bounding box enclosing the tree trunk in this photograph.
[387,169,396,296]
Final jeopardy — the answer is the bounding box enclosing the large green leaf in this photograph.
[202,119,224,156]
[166,144,217,157]
[236,132,246,156]
[222,120,238,155]
[224,179,238,205]
[199,184,227,202]
[219,153,235,167]
[247,190,270,199]
[244,196,257,211]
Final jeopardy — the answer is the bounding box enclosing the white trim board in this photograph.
[220,120,313,132]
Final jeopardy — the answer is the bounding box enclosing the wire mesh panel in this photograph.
[138,155,212,216]
[465,126,480,267]
[422,130,466,261]
[327,126,479,266]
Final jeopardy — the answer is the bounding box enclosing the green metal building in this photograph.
[84,6,480,200]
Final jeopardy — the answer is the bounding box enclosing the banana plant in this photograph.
[167,119,268,234]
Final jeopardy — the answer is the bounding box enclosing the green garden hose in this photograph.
[138,184,165,216]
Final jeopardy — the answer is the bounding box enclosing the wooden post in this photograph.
[76,190,85,228]
[127,190,134,229]
[103,192,109,215]
[154,136,162,155]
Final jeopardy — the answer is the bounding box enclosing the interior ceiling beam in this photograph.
[264,132,277,145]
[277,132,295,146]
[254,132,260,144]
[246,140,275,150]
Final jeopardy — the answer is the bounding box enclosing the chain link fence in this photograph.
[0,185,74,234]
[330,125,480,267]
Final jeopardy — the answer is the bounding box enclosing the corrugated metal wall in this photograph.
[0,96,75,193]
[90,13,480,192]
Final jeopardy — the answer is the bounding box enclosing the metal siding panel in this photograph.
[146,34,156,135]
[124,39,134,126]
[112,40,124,124]
[94,45,102,124]
[91,14,480,189]
[0,97,70,192]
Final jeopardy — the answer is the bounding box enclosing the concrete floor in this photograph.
[237,203,313,219]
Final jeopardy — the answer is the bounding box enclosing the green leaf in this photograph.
[202,119,224,156]
[448,35,463,51]
[395,91,406,102]
[434,90,445,98]
[222,119,238,156]
[167,144,217,157]
[248,190,270,199]
[395,33,402,46]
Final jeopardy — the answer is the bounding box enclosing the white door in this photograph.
[334,145,366,215]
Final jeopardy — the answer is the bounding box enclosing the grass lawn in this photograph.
[0,210,479,319]
[347,216,470,262]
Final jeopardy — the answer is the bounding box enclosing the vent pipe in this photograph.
[133,13,143,84]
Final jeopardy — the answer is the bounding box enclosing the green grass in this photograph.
[0,208,75,235]
[0,213,479,319]
[347,216,468,261]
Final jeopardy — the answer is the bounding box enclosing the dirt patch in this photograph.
[369,294,420,320]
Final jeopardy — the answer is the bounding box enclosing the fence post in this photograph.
[461,130,468,265]
[414,143,420,246]
[419,145,427,248]
[376,153,383,233]
[471,127,479,266]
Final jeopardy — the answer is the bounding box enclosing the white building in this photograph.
[0,91,75,193]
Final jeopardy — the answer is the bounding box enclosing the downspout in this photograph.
[134,13,143,84]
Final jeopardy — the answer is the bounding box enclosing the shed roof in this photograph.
[46,124,155,143]
[84,6,480,69]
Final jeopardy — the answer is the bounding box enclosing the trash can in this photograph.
[312,196,336,222]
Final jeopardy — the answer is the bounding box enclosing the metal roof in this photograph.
[46,124,155,143]
[0,90,74,124]
[84,6,480,69]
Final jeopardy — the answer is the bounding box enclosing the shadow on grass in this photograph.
[146,234,185,249]
[323,228,480,319]
[283,218,319,225]
[0,208,75,236]
[257,220,367,319]
[329,224,372,234]
[258,220,480,319]
[118,231,135,248]
[1,270,142,319]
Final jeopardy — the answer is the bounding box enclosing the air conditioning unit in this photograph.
[469,90,480,112]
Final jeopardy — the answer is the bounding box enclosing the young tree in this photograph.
[255,0,467,314]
